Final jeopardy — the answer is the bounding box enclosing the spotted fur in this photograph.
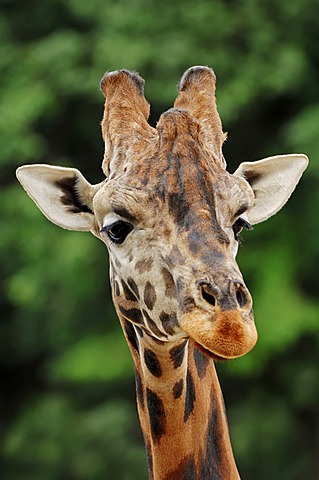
[144,349,162,378]
[144,282,157,310]
[146,389,166,441]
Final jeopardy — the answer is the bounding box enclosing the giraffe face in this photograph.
[16,67,308,361]
[93,107,257,359]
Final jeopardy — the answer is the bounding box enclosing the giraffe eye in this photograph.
[232,218,253,242]
[101,220,133,244]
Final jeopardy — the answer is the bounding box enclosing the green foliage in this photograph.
[231,392,311,480]
[4,396,147,480]
[49,332,133,382]
[1,0,318,479]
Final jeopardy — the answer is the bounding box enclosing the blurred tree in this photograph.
[3,395,147,479]
[0,0,318,478]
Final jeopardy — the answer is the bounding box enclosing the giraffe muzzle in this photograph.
[178,279,257,359]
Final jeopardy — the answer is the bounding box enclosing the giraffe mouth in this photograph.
[192,340,230,361]
[180,308,258,359]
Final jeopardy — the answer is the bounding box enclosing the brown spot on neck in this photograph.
[170,340,187,368]
[135,257,154,274]
[144,348,162,378]
[160,311,178,335]
[161,268,176,297]
[144,281,157,310]
[146,389,166,442]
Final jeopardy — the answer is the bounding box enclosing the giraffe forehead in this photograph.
[104,151,245,218]
[95,110,253,232]
[128,159,248,243]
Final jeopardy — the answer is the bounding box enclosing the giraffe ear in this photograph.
[16,164,100,231]
[234,154,309,224]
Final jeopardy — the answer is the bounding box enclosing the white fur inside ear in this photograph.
[16,164,96,231]
[234,154,309,224]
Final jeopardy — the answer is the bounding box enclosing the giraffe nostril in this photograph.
[235,284,248,308]
[198,280,250,310]
[200,284,216,307]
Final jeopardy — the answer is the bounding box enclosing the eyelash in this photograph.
[100,220,133,244]
[232,218,253,242]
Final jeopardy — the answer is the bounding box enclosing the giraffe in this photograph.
[16,66,308,479]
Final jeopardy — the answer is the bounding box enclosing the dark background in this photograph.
[1,0,318,478]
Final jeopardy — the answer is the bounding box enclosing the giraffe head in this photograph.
[16,67,308,360]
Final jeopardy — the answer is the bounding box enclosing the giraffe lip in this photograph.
[210,310,257,358]
[192,340,230,362]
[181,308,258,359]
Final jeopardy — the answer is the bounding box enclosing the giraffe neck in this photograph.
[125,324,240,480]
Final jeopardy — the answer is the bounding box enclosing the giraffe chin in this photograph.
[180,309,258,360]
